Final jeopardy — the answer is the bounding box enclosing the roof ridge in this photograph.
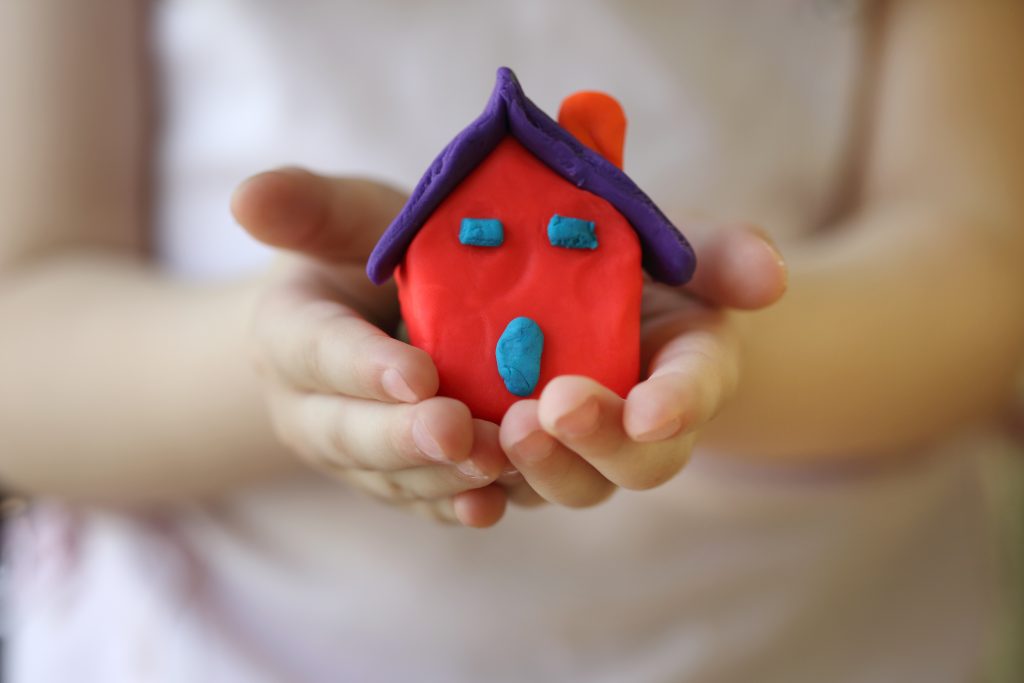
[366,68,695,285]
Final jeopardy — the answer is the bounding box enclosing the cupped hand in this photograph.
[498,223,788,508]
[232,168,509,528]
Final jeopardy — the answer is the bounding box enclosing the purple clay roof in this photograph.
[366,67,696,286]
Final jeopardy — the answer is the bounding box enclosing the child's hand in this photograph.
[498,223,787,508]
[232,169,510,528]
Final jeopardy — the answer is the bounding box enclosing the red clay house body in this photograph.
[367,68,695,423]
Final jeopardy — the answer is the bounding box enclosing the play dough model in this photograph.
[366,67,696,423]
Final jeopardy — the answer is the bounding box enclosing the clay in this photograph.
[459,218,504,247]
[547,214,599,250]
[367,67,695,422]
[496,317,544,397]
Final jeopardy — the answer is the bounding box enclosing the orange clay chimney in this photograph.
[557,91,627,169]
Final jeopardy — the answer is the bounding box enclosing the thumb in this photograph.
[230,168,407,264]
[682,222,788,310]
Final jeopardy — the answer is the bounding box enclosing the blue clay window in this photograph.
[547,215,598,250]
[459,218,504,247]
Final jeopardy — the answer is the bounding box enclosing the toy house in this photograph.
[367,67,695,423]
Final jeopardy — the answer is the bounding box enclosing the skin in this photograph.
[1,0,1022,528]
[231,170,785,520]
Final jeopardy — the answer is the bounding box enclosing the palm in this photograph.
[640,282,725,376]
[308,259,402,334]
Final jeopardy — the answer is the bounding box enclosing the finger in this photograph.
[341,420,508,500]
[627,313,740,441]
[407,497,459,526]
[494,462,548,508]
[502,480,547,508]
[500,400,615,508]
[256,278,437,401]
[403,485,508,528]
[231,168,407,264]
[274,392,474,470]
[682,222,787,309]
[452,485,508,528]
[537,377,692,491]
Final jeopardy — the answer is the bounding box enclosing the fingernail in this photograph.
[633,416,683,443]
[757,231,787,271]
[498,465,524,483]
[554,397,600,438]
[412,419,448,463]
[456,458,488,481]
[382,368,418,403]
[510,431,554,463]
